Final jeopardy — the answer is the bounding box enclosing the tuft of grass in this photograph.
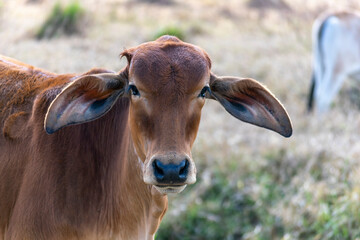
[153,26,185,41]
[36,1,84,39]
[309,190,360,239]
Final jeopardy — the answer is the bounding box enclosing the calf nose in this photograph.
[152,159,189,184]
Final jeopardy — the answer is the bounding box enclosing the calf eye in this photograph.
[198,86,209,98]
[129,85,140,97]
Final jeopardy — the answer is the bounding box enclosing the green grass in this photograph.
[156,147,360,240]
[36,1,84,39]
[310,191,360,239]
[153,26,185,41]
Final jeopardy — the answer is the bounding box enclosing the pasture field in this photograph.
[2,0,360,239]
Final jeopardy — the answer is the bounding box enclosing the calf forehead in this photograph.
[129,42,210,93]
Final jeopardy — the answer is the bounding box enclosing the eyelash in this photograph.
[129,85,140,97]
[198,86,209,98]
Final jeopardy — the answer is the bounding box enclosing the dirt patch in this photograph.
[247,0,291,11]
[133,0,176,6]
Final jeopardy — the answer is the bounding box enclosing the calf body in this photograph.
[0,56,166,240]
[0,36,291,239]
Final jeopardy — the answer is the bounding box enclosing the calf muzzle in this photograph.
[152,159,189,184]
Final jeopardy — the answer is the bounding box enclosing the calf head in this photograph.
[45,36,292,194]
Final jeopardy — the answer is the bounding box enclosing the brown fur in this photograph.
[0,55,167,239]
[123,37,211,187]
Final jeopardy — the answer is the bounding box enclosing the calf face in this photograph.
[45,36,292,194]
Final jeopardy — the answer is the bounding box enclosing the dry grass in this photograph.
[2,0,360,239]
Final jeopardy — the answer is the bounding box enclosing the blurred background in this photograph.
[2,0,360,239]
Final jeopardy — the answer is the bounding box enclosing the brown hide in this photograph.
[0,56,166,240]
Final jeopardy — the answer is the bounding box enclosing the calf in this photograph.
[0,36,292,240]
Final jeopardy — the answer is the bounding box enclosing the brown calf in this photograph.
[0,36,292,240]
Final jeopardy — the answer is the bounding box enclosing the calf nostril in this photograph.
[152,158,189,183]
[153,160,164,180]
[179,159,189,179]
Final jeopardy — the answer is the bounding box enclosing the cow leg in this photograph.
[4,180,58,240]
[315,66,347,113]
[5,204,37,240]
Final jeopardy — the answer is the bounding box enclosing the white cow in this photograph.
[308,11,360,113]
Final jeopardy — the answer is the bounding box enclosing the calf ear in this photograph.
[208,73,292,137]
[44,73,127,134]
